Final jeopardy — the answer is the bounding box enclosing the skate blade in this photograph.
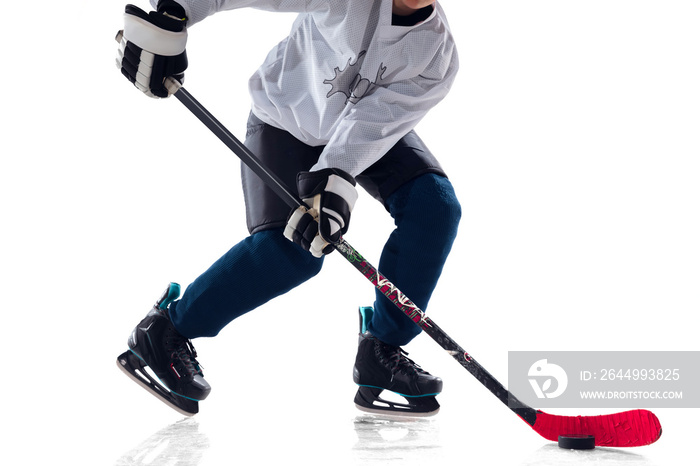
[354,386,440,418]
[117,350,199,417]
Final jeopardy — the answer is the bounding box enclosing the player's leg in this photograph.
[118,112,324,414]
[352,130,462,415]
[171,111,326,337]
[169,229,323,337]
[367,172,461,346]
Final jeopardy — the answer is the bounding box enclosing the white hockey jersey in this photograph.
[152,0,459,176]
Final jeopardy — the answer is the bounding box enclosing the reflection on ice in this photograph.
[110,409,665,466]
[520,443,659,466]
[353,414,445,464]
[116,418,209,466]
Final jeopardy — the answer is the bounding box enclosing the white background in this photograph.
[1,1,698,464]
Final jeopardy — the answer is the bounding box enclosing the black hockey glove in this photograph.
[116,3,188,98]
[284,168,358,258]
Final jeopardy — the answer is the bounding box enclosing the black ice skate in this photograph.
[353,307,441,417]
[117,283,211,416]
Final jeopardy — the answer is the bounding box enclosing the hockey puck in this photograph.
[558,435,595,450]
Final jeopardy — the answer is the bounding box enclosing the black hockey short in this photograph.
[242,112,447,234]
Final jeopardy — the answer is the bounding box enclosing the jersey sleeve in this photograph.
[150,0,324,25]
[312,42,459,177]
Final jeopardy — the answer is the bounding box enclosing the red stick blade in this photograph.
[531,409,662,447]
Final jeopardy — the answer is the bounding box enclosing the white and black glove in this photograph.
[116,2,188,98]
[284,169,358,258]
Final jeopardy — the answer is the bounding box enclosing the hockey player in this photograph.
[116,0,461,416]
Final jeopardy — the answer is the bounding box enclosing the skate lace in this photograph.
[168,333,203,378]
[376,341,426,379]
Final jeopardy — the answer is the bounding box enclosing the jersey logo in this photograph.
[324,51,387,105]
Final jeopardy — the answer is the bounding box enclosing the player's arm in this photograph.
[146,0,327,26]
[314,46,459,178]
[282,63,456,258]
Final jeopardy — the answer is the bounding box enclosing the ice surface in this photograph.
[115,419,210,466]
[519,445,660,466]
[105,404,677,466]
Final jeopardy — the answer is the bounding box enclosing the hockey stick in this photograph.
[164,79,662,447]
